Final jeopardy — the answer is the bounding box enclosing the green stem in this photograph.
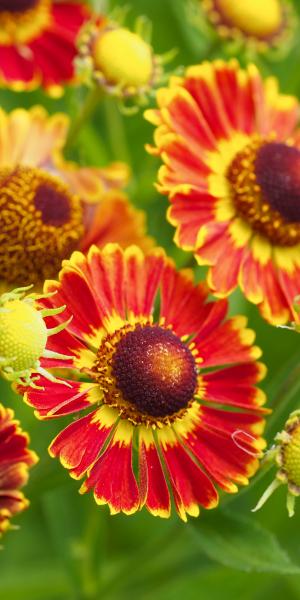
[79,504,105,599]
[266,363,300,434]
[103,97,132,165]
[65,87,103,154]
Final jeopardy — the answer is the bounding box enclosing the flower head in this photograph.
[253,410,300,517]
[0,1,91,95]
[146,60,300,324]
[0,106,151,291]
[20,244,268,520]
[0,404,37,536]
[76,15,166,107]
[195,0,294,55]
[0,285,71,386]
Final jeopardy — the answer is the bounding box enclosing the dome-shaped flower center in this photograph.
[281,421,300,488]
[255,143,300,222]
[93,27,154,89]
[112,324,197,418]
[0,299,47,372]
[215,0,283,38]
[0,0,38,12]
[0,166,84,286]
[227,139,300,246]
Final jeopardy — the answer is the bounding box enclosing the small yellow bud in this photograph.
[253,410,300,517]
[217,0,282,37]
[93,27,153,89]
[0,286,72,387]
[0,299,47,373]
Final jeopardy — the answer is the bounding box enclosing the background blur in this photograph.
[1,0,300,598]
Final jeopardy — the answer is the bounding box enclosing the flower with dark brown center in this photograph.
[93,323,198,425]
[0,0,90,93]
[0,166,84,286]
[227,139,300,246]
[145,60,300,324]
[20,244,268,520]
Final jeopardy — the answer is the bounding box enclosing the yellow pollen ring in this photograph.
[0,0,51,45]
[227,137,300,247]
[92,320,199,428]
[0,165,84,286]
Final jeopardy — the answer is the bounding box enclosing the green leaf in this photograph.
[188,509,300,574]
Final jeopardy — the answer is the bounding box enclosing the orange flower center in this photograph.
[228,139,300,246]
[0,166,84,286]
[93,323,198,426]
[0,0,50,45]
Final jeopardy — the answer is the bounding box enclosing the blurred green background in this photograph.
[1,0,300,598]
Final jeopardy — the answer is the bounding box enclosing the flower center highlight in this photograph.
[0,166,84,286]
[227,139,300,246]
[210,0,283,39]
[281,421,300,488]
[93,323,198,425]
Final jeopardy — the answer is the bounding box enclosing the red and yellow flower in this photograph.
[146,60,300,324]
[20,243,268,520]
[0,106,152,292]
[0,404,37,535]
[0,0,90,95]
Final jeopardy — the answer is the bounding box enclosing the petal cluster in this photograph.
[0,404,37,535]
[146,60,300,324]
[0,1,90,94]
[0,107,152,291]
[20,244,268,520]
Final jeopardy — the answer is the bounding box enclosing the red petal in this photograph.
[158,432,218,520]
[139,429,170,518]
[194,316,261,367]
[125,247,165,317]
[83,421,139,515]
[49,406,116,479]
[23,378,99,419]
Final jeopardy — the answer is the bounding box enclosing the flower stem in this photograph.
[103,97,132,165]
[64,87,103,154]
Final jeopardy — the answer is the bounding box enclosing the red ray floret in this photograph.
[0,405,37,535]
[0,2,90,93]
[21,244,268,519]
